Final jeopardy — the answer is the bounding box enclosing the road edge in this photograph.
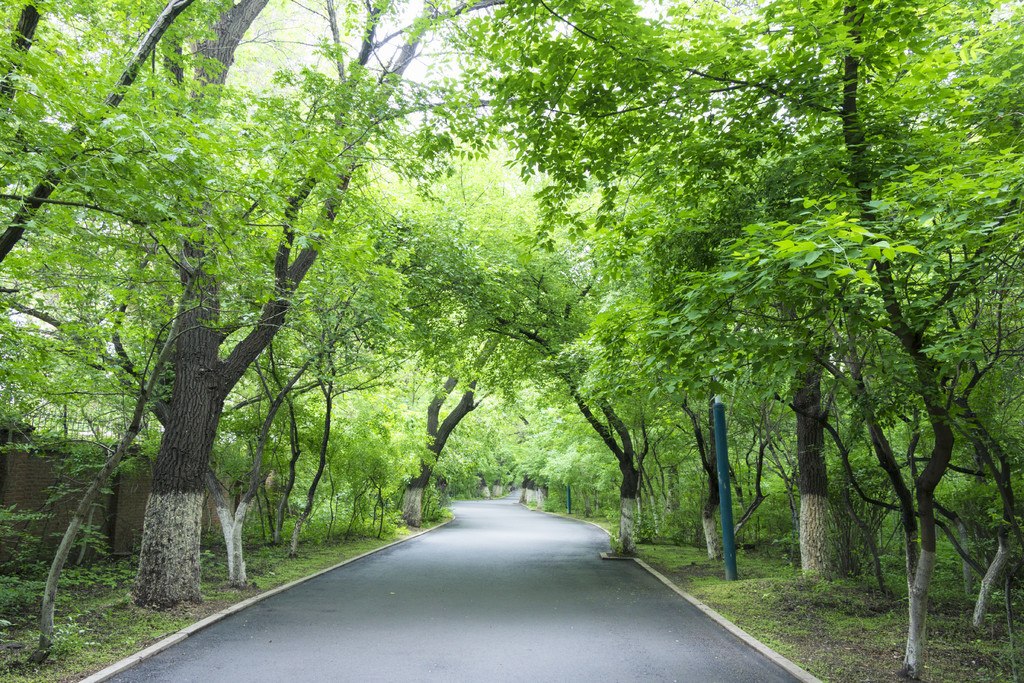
[521,503,822,683]
[631,557,822,683]
[80,519,454,683]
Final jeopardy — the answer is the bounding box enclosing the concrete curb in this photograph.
[81,519,454,683]
[521,504,821,683]
[632,558,822,683]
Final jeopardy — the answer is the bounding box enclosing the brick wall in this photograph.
[0,427,153,563]
[111,468,152,554]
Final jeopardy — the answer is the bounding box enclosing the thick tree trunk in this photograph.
[402,464,430,528]
[133,303,224,606]
[132,253,226,603]
[402,376,482,527]
[799,493,829,573]
[793,369,830,575]
[133,490,205,606]
[617,455,640,554]
[619,496,637,554]
[135,243,316,604]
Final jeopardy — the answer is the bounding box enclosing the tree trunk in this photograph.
[402,463,431,528]
[682,400,722,559]
[1,5,42,103]
[402,376,482,527]
[702,501,722,560]
[133,489,206,606]
[274,401,302,544]
[619,496,637,554]
[134,236,317,605]
[903,545,937,676]
[205,466,252,588]
[616,444,640,554]
[799,493,830,574]
[793,368,830,575]
[899,423,953,678]
[132,304,225,606]
[131,0,323,608]
[209,491,248,588]
[973,529,1009,627]
[207,358,311,584]
[290,382,333,557]
[958,518,973,596]
[226,503,247,587]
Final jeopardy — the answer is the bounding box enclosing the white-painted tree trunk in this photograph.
[903,549,937,678]
[619,496,637,555]
[972,531,1008,627]
[535,488,545,510]
[212,499,249,587]
[132,491,204,607]
[492,484,502,498]
[702,507,721,560]
[799,493,830,574]
[289,510,310,557]
[402,485,425,528]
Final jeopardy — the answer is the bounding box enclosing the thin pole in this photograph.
[713,395,738,580]
[566,484,572,514]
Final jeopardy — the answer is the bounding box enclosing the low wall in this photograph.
[0,427,152,563]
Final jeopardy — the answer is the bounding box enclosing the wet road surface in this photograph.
[106,496,802,682]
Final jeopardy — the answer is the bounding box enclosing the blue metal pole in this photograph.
[713,396,738,581]
[566,485,572,514]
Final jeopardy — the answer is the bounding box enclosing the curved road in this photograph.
[105,497,804,682]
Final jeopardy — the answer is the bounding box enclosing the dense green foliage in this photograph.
[1,0,1023,678]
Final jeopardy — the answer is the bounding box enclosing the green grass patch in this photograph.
[635,541,1016,683]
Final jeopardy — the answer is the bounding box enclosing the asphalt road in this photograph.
[105,496,803,682]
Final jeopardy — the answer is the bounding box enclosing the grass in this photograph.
[0,526,442,683]
[635,541,1015,683]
